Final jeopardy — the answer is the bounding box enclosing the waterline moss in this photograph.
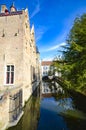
[60,109,86,120]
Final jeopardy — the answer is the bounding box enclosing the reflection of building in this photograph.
[42,82,63,94]
[0,4,41,129]
[41,61,52,77]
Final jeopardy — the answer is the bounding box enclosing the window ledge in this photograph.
[4,84,14,86]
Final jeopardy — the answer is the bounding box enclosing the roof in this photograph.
[10,3,16,9]
[41,61,53,66]
[0,11,22,17]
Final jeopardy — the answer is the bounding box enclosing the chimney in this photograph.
[1,5,7,13]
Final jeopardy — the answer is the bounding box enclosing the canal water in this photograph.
[7,82,86,130]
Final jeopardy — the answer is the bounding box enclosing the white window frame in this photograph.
[4,65,15,85]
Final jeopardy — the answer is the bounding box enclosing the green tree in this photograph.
[53,14,86,93]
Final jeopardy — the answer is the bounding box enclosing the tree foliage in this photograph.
[53,14,86,93]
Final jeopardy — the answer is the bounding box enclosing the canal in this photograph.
[7,82,86,130]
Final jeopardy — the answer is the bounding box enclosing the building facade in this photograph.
[41,61,52,77]
[0,4,41,130]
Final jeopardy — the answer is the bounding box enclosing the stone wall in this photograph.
[0,93,9,130]
[0,5,41,129]
[0,13,24,90]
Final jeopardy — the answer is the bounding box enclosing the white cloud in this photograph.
[35,28,45,41]
[35,26,48,42]
[30,0,40,18]
[47,42,66,51]
[41,42,66,52]
[42,56,55,61]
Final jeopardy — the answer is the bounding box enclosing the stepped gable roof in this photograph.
[41,61,53,66]
[0,4,22,17]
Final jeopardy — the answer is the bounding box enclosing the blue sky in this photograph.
[0,0,86,60]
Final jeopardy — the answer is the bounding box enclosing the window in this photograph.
[43,66,47,70]
[43,72,45,74]
[46,66,47,69]
[6,65,14,84]
[45,71,48,74]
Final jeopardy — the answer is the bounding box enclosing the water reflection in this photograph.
[7,86,40,130]
[37,81,86,130]
[42,81,64,94]
[37,97,69,130]
[56,98,74,112]
[7,82,86,130]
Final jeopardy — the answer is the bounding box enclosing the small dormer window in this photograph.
[10,3,17,12]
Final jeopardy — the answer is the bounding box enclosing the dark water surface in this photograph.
[37,97,69,130]
[37,96,86,130]
[7,84,86,130]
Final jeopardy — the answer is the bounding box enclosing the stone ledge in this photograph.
[7,111,24,129]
